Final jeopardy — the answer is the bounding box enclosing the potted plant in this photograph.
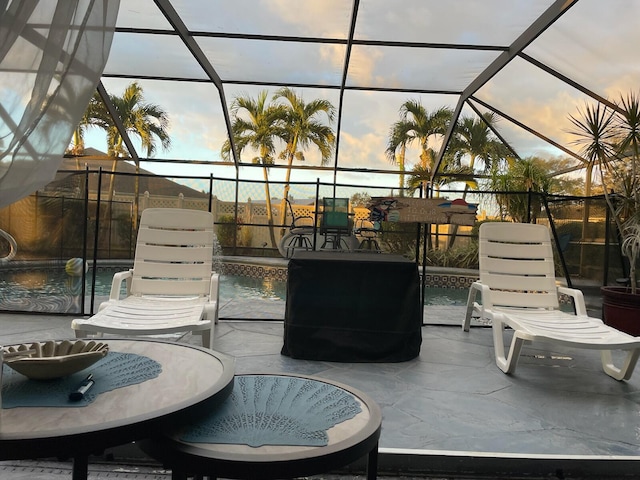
[568,91,640,335]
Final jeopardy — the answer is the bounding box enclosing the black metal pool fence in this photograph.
[0,170,627,315]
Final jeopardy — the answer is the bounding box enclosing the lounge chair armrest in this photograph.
[205,273,220,324]
[203,299,218,322]
[557,286,588,316]
[209,273,220,301]
[478,282,495,310]
[109,269,133,300]
[463,280,483,331]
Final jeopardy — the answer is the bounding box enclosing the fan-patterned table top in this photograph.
[140,373,382,480]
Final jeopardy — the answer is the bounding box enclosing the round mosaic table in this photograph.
[0,338,235,480]
[141,373,382,480]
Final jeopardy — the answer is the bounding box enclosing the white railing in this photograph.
[112,191,372,248]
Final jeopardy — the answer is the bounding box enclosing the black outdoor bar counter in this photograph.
[282,251,422,362]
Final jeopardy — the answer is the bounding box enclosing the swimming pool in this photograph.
[0,268,287,313]
[0,266,469,314]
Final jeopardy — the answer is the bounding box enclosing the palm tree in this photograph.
[273,87,336,236]
[448,113,510,247]
[221,90,286,249]
[386,101,453,194]
[487,157,555,223]
[68,104,91,156]
[90,82,171,226]
[67,92,109,166]
[100,82,171,159]
[453,113,509,175]
[406,147,475,196]
[386,124,409,195]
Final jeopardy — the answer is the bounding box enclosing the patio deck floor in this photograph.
[1,296,639,479]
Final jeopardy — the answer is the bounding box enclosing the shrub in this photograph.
[426,242,479,269]
[215,214,240,247]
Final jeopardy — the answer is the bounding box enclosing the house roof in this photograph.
[49,149,208,199]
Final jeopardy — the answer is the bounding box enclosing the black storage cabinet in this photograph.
[282,251,422,362]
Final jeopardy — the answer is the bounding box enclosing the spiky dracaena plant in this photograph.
[622,223,640,291]
[569,92,640,293]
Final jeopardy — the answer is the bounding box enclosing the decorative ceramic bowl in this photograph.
[3,340,109,380]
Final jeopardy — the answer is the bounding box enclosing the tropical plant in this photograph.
[221,90,286,248]
[215,214,244,247]
[82,83,171,227]
[272,87,335,236]
[67,94,105,161]
[425,242,479,270]
[406,147,476,196]
[404,147,436,195]
[453,113,510,174]
[386,101,453,194]
[433,163,477,193]
[386,124,408,195]
[95,83,171,159]
[487,156,557,223]
[378,220,418,256]
[568,92,640,293]
[447,112,510,247]
[350,192,371,208]
[543,157,587,196]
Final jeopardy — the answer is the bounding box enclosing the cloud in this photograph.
[98,0,640,188]
[347,47,385,87]
[266,0,351,37]
[338,131,387,170]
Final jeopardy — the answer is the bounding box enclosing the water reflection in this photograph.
[9,271,49,289]
[0,269,82,313]
[261,277,276,298]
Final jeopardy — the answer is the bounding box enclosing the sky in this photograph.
[82,0,640,201]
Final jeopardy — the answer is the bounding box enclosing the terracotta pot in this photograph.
[601,286,640,336]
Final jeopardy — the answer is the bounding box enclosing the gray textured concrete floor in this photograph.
[1,300,639,479]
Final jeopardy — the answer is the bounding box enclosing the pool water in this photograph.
[220,275,286,301]
[0,267,469,313]
[423,287,469,306]
[0,269,286,300]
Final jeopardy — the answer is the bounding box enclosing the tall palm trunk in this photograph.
[259,147,277,249]
[279,133,299,238]
[133,161,140,231]
[398,144,406,196]
[447,155,477,249]
[102,138,125,250]
[262,166,277,249]
[279,152,295,238]
[98,156,119,252]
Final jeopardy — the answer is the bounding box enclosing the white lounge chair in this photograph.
[72,208,219,349]
[463,222,640,381]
